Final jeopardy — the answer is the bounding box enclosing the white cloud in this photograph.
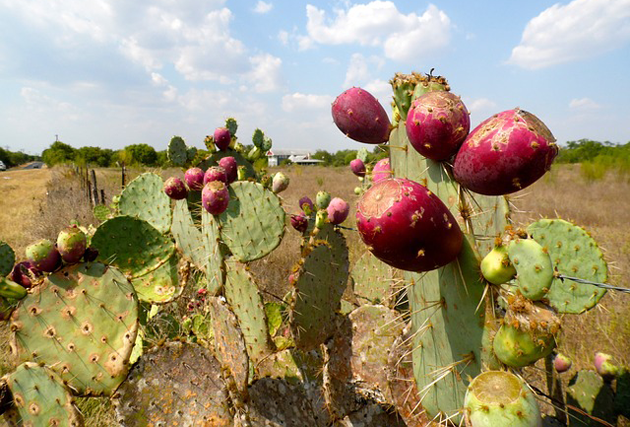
[301,2,451,61]
[508,0,630,69]
[278,30,289,45]
[343,53,386,87]
[569,97,602,109]
[465,97,497,115]
[246,54,283,93]
[151,72,168,86]
[282,93,334,112]
[253,1,273,14]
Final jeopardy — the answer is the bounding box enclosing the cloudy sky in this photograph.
[1,0,629,155]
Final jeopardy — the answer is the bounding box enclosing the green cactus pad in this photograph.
[199,150,256,180]
[341,403,407,426]
[167,135,187,167]
[0,241,15,277]
[527,219,607,313]
[351,251,400,306]
[91,216,175,278]
[566,370,616,426]
[3,363,84,426]
[224,258,274,365]
[113,341,233,426]
[10,263,138,396]
[93,204,111,222]
[218,181,285,262]
[614,368,630,419]
[290,237,349,351]
[208,296,249,398]
[130,254,181,303]
[464,370,542,427]
[508,238,553,300]
[118,172,172,234]
[247,377,328,427]
[202,210,225,294]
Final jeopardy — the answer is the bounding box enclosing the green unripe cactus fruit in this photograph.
[315,210,327,229]
[315,191,331,210]
[464,370,542,427]
[0,278,27,300]
[507,238,553,300]
[480,245,516,285]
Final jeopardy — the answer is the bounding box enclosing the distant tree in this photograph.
[75,146,114,167]
[123,144,158,166]
[155,150,168,167]
[312,150,333,165]
[42,141,75,166]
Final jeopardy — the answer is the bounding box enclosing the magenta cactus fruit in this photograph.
[25,239,60,273]
[350,158,366,177]
[214,127,232,151]
[56,226,87,264]
[290,213,308,233]
[453,108,558,195]
[371,158,392,183]
[202,181,230,215]
[298,196,314,215]
[553,353,572,373]
[332,87,391,144]
[163,177,188,200]
[184,167,205,191]
[356,178,463,272]
[405,91,470,161]
[203,166,228,185]
[10,261,40,289]
[218,156,238,184]
[594,352,619,380]
[326,197,350,225]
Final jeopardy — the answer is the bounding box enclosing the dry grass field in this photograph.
[0,162,629,425]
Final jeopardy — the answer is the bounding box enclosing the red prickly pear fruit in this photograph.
[453,108,558,195]
[10,261,40,289]
[299,196,314,215]
[406,91,470,161]
[203,166,228,185]
[214,127,231,151]
[372,158,392,183]
[56,226,87,264]
[272,172,290,194]
[326,197,349,225]
[594,352,619,380]
[553,353,572,373]
[218,156,238,184]
[25,239,61,273]
[332,87,391,144]
[184,167,205,191]
[350,158,366,177]
[290,213,308,233]
[83,247,99,262]
[202,181,230,215]
[164,177,188,200]
[356,178,463,272]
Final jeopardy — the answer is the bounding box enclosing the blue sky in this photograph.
[1,0,629,155]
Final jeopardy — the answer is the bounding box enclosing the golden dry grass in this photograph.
[1,163,629,426]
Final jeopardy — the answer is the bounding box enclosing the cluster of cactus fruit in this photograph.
[0,71,628,426]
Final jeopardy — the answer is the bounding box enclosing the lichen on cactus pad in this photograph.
[10,263,138,396]
[3,362,84,426]
[527,218,607,313]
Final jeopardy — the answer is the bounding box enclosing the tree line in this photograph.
[0,147,40,168]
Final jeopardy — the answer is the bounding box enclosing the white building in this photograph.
[266,149,324,167]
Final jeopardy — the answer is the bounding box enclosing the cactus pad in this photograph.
[0,241,15,277]
[224,258,273,365]
[91,216,175,278]
[527,219,607,313]
[118,172,172,234]
[10,263,138,396]
[130,254,181,303]
[208,296,249,398]
[167,136,187,167]
[507,238,553,300]
[202,210,225,294]
[351,251,400,306]
[290,238,349,350]
[3,362,84,426]
[566,370,616,425]
[114,341,233,426]
[218,181,285,262]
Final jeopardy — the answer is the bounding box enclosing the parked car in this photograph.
[0,161,6,171]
